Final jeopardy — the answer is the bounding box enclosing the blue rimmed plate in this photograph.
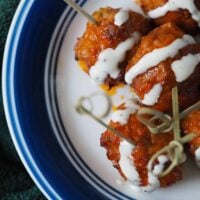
[3,0,200,199]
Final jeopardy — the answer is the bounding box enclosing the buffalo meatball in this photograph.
[125,23,200,113]
[75,7,151,88]
[137,0,200,34]
[101,105,182,191]
[182,109,200,166]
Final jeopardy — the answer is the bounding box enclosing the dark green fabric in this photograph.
[0,1,45,199]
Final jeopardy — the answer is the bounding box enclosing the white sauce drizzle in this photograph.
[195,147,200,167]
[142,83,163,106]
[171,53,200,82]
[127,171,160,192]
[89,32,140,84]
[138,155,169,192]
[148,0,200,26]
[112,85,138,107]
[114,9,129,26]
[152,155,169,176]
[125,35,195,84]
[118,142,162,192]
[119,140,140,185]
[142,172,160,192]
[111,99,140,125]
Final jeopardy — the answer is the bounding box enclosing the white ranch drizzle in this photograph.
[112,85,137,107]
[195,147,200,167]
[114,9,129,26]
[128,172,160,192]
[142,172,160,192]
[111,99,139,125]
[89,32,140,84]
[152,155,169,176]
[125,35,195,84]
[119,140,141,185]
[119,140,161,192]
[142,83,163,106]
[148,0,200,26]
[171,53,200,82]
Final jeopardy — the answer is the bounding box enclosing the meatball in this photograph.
[101,108,182,190]
[125,23,200,113]
[137,0,200,34]
[75,7,151,88]
[182,110,200,165]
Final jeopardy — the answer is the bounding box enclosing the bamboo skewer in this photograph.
[147,87,197,177]
[75,89,198,177]
[137,100,200,134]
[76,94,136,146]
[63,0,98,25]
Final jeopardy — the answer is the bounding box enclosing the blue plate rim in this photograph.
[2,1,135,199]
[2,0,61,199]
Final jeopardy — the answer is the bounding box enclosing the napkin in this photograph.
[0,0,45,199]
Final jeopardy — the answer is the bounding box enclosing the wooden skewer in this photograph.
[63,0,98,25]
[76,95,136,146]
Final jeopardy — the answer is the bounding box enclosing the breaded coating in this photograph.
[182,110,200,154]
[126,23,200,112]
[137,0,200,34]
[75,7,151,87]
[101,112,182,188]
[137,0,167,11]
